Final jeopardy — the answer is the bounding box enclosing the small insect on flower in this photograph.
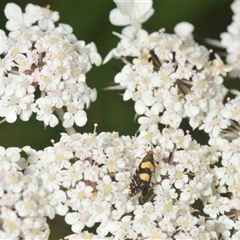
[129,150,155,199]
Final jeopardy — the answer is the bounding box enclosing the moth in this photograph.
[129,150,155,199]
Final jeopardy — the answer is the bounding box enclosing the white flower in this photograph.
[199,104,230,137]
[4,3,33,35]
[34,5,59,30]
[104,153,126,172]
[61,162,84,189]
[0,147,24,171]
[35,97,59,127]
[222,139,240,167]
[179,178,203,203]
[171,129,192,149]
[220,1,240,78]
[168,164,189,189]
[3,127,240,238]
[154,199,179,220]
[0,98,19,123]
[203,195,230,218]
[37,66,61,92]
[138,110,160,133]
[65,212,86,233]
[65,231,109,240]
[51,190,68,216]
[75,41,102,66]
[219,215,234,231]
[174,231,191,239]
[160,110,182,128]
[67,181,93,211]
[154,179,178,202]
[106,216,136,239]
[4,171,27,193]
[176,213,198,232]
[0,209,21,238]
[174,22,194,38]
[37,164,63,192]
[109,0,154,26]
[211,53,232,77]
[0,30,9,54]
[132,202,158,237]
[158,216,175,234]
[105,23,228,131]
[15,198,38,217]
[96,175,119,201]
[20,217,50,239]
[0,56,15,75]
[88,199,112,225]
[63,109,87,128]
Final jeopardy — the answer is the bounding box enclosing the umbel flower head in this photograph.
[0,3,101,128]
[104,3,231,133]
[1,129,240,239]
[221,1,240,78]
[109,0,154,27]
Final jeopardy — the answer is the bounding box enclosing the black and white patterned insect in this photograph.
[129,150,155,199]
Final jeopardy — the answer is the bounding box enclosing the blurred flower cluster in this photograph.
[1,1,240,239]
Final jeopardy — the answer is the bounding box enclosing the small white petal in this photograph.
[222,150,231,160]
[4,3,22,23]
[103,49,115,64]
[123,89,132,101]
[5,21,20,32]
[49,114,59,127]
[65,212,80,225]
[174,22,194,37]
[72,221,84,233]
[74,110,87,127]
[63,112,74,128]
[55,204,68,216]
[89,51,102,66]
[134,99,146,114]
[6,109,18,123]
[190,106,199,116]
[109,8,131,26]
[230,153,240,166]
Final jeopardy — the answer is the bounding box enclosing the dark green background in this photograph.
[0,0,232,150]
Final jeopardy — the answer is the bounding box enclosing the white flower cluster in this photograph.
[2,130,238,239]
[0,3,101,128]
[0,146,68,239]
[2,0,240,239]
[104,22,232,133]
[221,1,240,78]
[198,89,240,141]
